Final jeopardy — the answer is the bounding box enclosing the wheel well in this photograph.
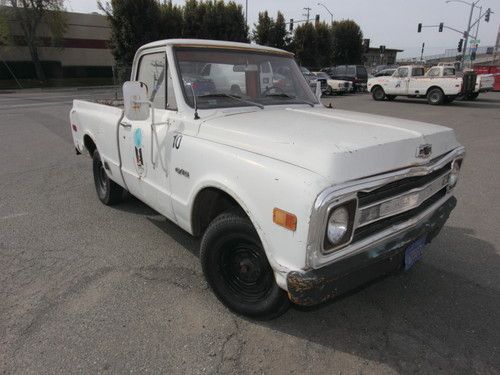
[83,135,96,157]
[371,84,383,93]
[191,187,247,237]
[426,86,444,96]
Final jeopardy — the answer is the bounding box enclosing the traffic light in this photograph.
[457,39,463,52]
[363,39,370,53]
[418,23,422,32]
[471,51,476,60]
[439,23,444,32]
[379,45,386,54]
[290,19,294,32]
[485,8,491,22]
[315,14,320,25]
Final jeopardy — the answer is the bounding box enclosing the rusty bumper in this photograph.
[287,196,457,306]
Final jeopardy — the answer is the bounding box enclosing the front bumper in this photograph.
[287,196,456,306]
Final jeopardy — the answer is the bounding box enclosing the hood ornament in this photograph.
[416,144,432,159]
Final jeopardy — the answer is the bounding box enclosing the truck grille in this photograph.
[352,163,452,244]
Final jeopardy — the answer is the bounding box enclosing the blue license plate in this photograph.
[404,236,427,271]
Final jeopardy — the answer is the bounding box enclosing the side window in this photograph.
[167,65,177,110]
[336,66,347,75]
[443,68,455,76]
[137,52,166,109]
[397,67,408,78]
[427,68,439,77]
[412,67,424,76]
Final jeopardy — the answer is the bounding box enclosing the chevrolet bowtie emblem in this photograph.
[416,144,432,159]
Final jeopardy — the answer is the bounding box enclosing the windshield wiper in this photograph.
[198,93,264,110]
[264,93,315,107]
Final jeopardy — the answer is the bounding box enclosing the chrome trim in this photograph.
[322,196,359,254]
[306,146,465,269]
[357,171,450,228]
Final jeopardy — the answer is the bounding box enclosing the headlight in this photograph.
[324,199,357,252]
[448,159,462,189]
[327,206,349,244]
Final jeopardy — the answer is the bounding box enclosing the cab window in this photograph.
[427,68,440,77]
[137,52,166,109]
[396,67,409,78]
[412,67,425,76]
[443,67,456,76]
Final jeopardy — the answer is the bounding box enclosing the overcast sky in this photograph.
[67,0,498,58]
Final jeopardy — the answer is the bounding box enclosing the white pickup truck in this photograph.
[368,65,476,105]
[70,39,465,319]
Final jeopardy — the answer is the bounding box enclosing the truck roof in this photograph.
[138,39,294,57]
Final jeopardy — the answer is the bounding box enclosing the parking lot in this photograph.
[1,88,499,374]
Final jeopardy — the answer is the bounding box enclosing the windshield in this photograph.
[175,47,318,109]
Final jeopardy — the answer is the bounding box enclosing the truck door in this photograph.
[118,50,176,222]
[392,67,410,94]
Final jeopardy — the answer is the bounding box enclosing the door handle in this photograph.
[120,121,132,128]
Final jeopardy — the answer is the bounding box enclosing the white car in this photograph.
[70,39,464,318]
[368,65,476,105]
[314,72,352,95]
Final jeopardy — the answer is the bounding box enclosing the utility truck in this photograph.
[368,65,476,104]
[70,40,464,318]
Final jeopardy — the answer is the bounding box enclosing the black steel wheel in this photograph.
[92,150,123,205]
[200,212,290,319]
[427,88,444,105]
[371,86,385,101]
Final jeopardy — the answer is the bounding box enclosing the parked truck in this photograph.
[368,65,476,104]
[70,40,465,319]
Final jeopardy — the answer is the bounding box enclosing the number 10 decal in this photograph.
[173,134,182,149]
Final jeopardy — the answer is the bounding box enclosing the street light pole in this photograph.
[317,2,334,24]
[245,0,248,25]
[462,1,476,66]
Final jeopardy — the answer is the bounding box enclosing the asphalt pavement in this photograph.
[1,88,499,374]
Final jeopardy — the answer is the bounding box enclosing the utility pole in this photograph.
[420,42,425,61]
[462,1,476,67]
[317,2,334,24]
[303,7,311,23]
[245,0,248,25]
[474,5,481,38]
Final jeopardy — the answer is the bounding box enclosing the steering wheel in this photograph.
[261,85,285,96]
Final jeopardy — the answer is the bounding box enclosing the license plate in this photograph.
[404,236,427,271]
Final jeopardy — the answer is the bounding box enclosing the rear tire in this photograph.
[92,150,123,206]
[200,212,290,319]
[371,86,385,101]
[427,88,444,105]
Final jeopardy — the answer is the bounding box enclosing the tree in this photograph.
[315,22,334,67]
[292,22,318,68]
[98,0,163,82]
[0,11,10,46]
[159,1,183,40]
[252,11,273,46]
[6,0,66,81]
[269,11,288,49]
[331,20,363,64]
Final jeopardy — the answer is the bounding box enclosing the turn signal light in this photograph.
[273,208,297,231]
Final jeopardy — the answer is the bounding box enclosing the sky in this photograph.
[66,0,499,58]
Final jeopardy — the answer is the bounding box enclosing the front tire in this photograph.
[200,212,290,319]
[427,88,444,105]
[371,86,385,101]
[92,150,123,205]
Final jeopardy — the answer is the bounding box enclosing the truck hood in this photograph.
[198,107,460,182]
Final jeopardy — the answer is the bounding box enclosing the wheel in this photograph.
[427,88,444,105]
[466,92,479,100]
[200,212,290,319]
[371,86,385,101]
[325,86,333,96]
[92,150,124,205]
[386,95,396,101]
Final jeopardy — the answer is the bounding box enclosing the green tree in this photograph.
[6,0,66,81]
[0,12,10,46]
[252,11,273,45]
[292,22,318,68]
[159,1,183,40]
[269,11,288,49]
[331,19,363,64]
[315,22,334,67]
[98,0,163,82]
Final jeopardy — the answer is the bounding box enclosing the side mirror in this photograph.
[123,81,150,121]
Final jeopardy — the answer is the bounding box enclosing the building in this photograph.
[364,47,403,67]
[0,7,114,83]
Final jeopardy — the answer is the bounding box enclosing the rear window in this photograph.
[356,66,367,78]
[346,66,356,75]
[335,66,346,75]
